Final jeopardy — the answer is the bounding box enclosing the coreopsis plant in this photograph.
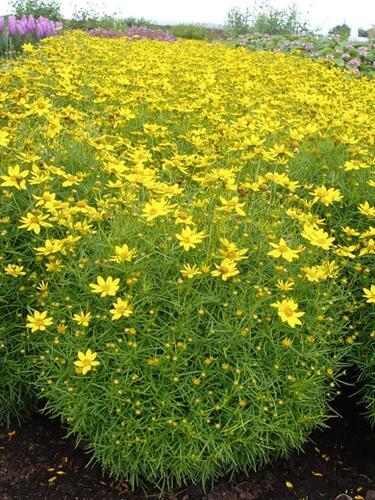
[34,198,350,487]
[0,31,373,485]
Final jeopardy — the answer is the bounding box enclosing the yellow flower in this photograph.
[358,201,375,218]
[176,226,207,251]
[359,239,375,256]
[310,185,343,206]
[174,210,194,225]
[301,224,335,250]
[45,257,63,273]
[26,310,53,332]
[219,239,248,261]
[19,211,52,234]
[344,159,370,171]
[27,96,52,116]
[216,196,246,216]
[282,337,292,348]
[267,238,302,262]
[363,285,375,304]
[0,130,10,147]
[4,264,26,277]
[72,311,92,326]
[89,276,120,297]
[335,245,357,259]
[180,264,202,279]
[211,258,239,281]
[271,298,304,328]
[302,260,338,283]
[36,280,49,294]
[361,227,375,238]
[33,191,57,207]
[34,239,62,256]
[276,278,295,291]
[47,117,62,139]
[341,226,360,237]
[1,165,29,190]
[142,198,174,221]
[22,43,34,53]
[109,244,137,263]
[110,298,133,320]
[147,357,159,366]
[74,349,100,375]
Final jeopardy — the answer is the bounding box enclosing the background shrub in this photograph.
[225,1,311,37]
[167,24,221,41]
[230,33,375,78]
[10,0,62,21]
[328,24,351,40]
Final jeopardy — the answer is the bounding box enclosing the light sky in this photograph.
[2,0,375,34]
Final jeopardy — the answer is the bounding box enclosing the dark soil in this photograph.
[1,391,375,500]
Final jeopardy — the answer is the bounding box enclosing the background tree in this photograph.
[328,24,351,39]
[10,0,62,20]
[225,2,311,37]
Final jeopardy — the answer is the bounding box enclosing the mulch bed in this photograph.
[1,392,375,500]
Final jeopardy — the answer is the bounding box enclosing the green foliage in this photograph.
[346,272,375,426]
[225,2,311,37]
[10,0,62,21]
[60,1,154,31]
[229,33,375,78]
[252,2,310,35]
[328,24,351,40]
[225,7,252,36]
[351,336,375,427]
[63,12,220,41]
[0,217,37,422]
[358,28,369,38]
[167,24,221,41]
[65,5,153,32]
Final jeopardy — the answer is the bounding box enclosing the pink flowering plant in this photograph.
[230,33,375,78]
[88,26,176,42]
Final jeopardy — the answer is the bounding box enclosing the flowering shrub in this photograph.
[10,0,62,21]
[0,32,374,486]
[231,33,375,78]
[0,14,62,55]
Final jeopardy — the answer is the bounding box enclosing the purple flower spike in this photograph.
[5,13,63,41]
[26,15,36,33]
[16,19,27,36]
[8,15,17,36]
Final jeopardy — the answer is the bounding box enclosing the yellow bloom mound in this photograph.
[0,32,374,484]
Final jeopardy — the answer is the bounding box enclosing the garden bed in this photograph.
[1,392,375,499]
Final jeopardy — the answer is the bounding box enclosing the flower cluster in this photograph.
[0,15,62,38]
[88,26,175,42]
[232,32,375,78]
[0,15,62,55]
[0,31,374,487]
